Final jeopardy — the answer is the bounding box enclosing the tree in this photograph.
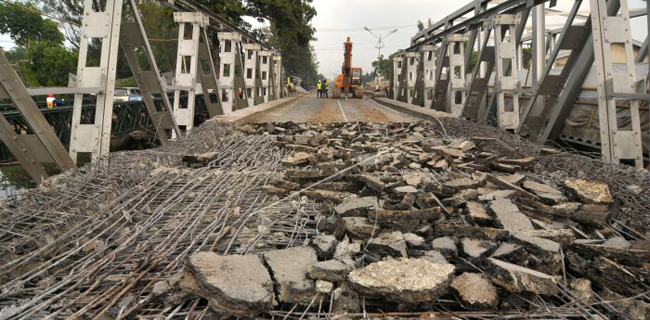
[371,50,403,80]
[0,2,77,87]
[0,2,64,47]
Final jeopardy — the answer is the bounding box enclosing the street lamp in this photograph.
[364,27,398,77]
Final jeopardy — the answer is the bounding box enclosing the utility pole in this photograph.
[364,27,398,77]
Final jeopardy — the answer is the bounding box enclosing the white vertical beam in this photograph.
[69,0,124,162]
[531,4,546,117]
[218,32,242,113]
[172,12,208,137]
[243,43,261,106]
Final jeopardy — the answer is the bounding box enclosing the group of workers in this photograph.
[316,79,329,98]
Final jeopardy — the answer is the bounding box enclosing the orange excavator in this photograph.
[332,37,363,99]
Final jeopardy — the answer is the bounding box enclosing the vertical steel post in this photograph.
[69,0,124,162]
[493,14,522,130]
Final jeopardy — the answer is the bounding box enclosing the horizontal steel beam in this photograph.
[408,0,551,51]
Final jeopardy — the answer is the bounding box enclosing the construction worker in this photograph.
[316,80,322,98]
[323,80,329,98]
[46,94,56,109]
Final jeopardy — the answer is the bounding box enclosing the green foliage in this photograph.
[371,50,403,80]
[0,2,64,47]
[0,1,77,86]
[201,0,318,87]
[16,42,78,86]
[138,2,178,73]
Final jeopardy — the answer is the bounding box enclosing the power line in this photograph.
[316,24,417,33]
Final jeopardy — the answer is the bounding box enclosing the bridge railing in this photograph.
[0,94,210,163]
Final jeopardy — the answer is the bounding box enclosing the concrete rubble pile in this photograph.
[180,122,649,319]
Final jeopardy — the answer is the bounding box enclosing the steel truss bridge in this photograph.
[1,0,650,184]
[0,0,285,183]
[391,0,650,167]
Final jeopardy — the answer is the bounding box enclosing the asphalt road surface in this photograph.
[252,93,422,123]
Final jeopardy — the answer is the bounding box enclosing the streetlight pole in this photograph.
[364,27,398,78]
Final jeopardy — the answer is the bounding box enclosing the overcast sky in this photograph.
[2,0,648,80]
[310,0,473,79]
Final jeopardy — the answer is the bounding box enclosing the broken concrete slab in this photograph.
[450,273,499,309]
[569,278,594,303]
[511,234,562,274]
[465,201,493,225]
[419,250,448,264]
[310,235,338,260]
[366,231,408,257]
[563,179,613,205]
[602,236,631,249]
[515,229,576,246]
[309,260,354,282]
[331,282,360,314]
[342,217,375,239]
[443,177,484,191]
[333,197,379,216]
[282,152,311,166]
[403,232,426,248]
[442,189,478,207]
[300,190,356,205]
[348,259,455,303]
[553,204,610,228]
[460,238,497,261]
[315,280,334,294]
[431,236,457,256]
[522,180,566,205]
[185,252,275,315]
[486,258,559,295]
[490,199,534,232]
[261,247,318,304]
[372,208,442,223]
[352,174,385,193]
[433,224,509,240]
[490,243,528,264]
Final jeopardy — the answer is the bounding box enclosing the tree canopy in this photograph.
[0,2,77,87]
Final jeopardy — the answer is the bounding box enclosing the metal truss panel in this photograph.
[405,52,418,104]
[197,30,223,117]
[258,50,272,103]
[494,14,521,130]
[0,51,76,183]
[423,45,437,109]
[243,43,261,107]
[172,13,207,136]
[590,0,644,167]
[218,32,241,113]
[119,2,182,144]
[70,0,123,162]
[447,33,467,116]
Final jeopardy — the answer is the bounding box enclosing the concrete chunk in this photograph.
[563,179,613,205]
[343,217,375,239]
[348,259,455,303]
[334,196,379,216]
[450,273,499,309]
[460,238,497,261]
[522,181,566,205]
[262,247,318,304]
[185,252,274,315]
[465,201,493,225]
[310,235,338,260]
[490,199,534,232]
[366,231,408,257]
[309,260,354,282]
[487,258,559,295]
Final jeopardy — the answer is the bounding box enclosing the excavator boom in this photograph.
[332,37,363,99]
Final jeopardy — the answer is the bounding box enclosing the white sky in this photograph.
[310,0,473,79]
[2,0,648,78]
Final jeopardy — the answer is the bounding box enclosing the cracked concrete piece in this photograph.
[310,235,338,260]
[460,238,497,260]
[451,273,498,309]
[563,179,613,205]
[490,199,534,232]
[487,258,559,295]
[334,197,379,216]
[343,217,375,239]
[185,252,275,315]
[522,181,566,204]
[262,247,317,304]
[366,231,408,257]
[348,259,455,303]
[309,260,354,282]
[431,236,457,256]
[466,201,492,225]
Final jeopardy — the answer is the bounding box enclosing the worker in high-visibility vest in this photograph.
[323,80,329,98]
[46,94,56,109]
[316,80,322,98]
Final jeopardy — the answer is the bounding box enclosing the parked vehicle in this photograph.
[114,87,143,102]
